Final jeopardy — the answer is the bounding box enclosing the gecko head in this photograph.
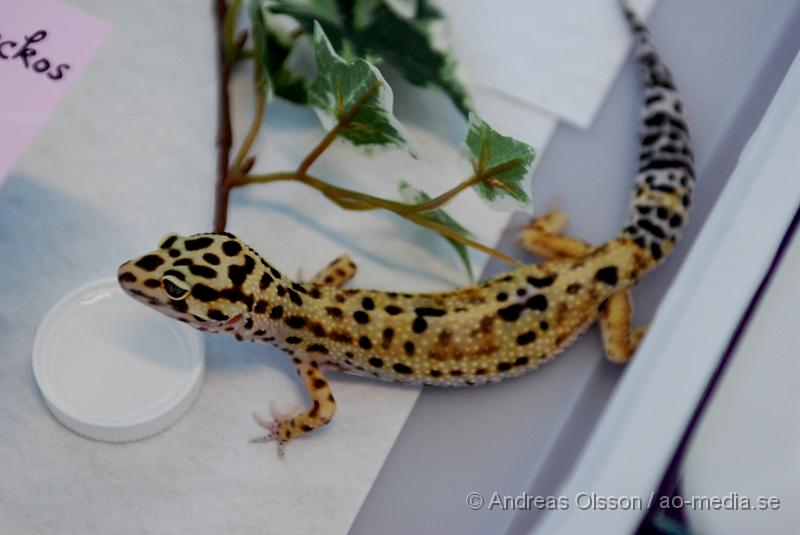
[117,232,269,332]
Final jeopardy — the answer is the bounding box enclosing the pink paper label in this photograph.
[0,0,110,185]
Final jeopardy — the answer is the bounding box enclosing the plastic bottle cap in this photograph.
[32,278,205,442]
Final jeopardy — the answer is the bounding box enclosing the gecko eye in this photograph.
[162,275,190,300]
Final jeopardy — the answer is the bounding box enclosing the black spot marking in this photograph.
[331,331,352,343]
[412,317,428,333]
[516,288,527,297]
[527,276,555,288]
[291,282,307,294]
[326,307,343,318]
[168,249,180,258]
[228,255,256,286]
[669,214,683,228]
[595,266,619,286]
[191,284,219,302]
[313,378,326,390]
[243,318,253,330]
[309,287,322,299]
[160,235,178,249]
[430,369,442,377]
[525,295,548,311]
[515,356,529,366]
[270,306,284,319]
[203,253,220,265]
[369,357,384,368]
[638,219,666,239]
[184,237,213,250]
[254,300,268,314]
[450,370,463,377]
[310,323,326,337]
[135,255,164,271]
[189,265,217,278]
[260,273,273,289]
[361,297,375,310]
[170,300,188,313]
[222,240,242,256]
[287,288,303,306]
[496,292,508,302]
[118,272,136,283]
[516,331,536,345]
[650,242,663,261]
[415,307,446,317]
[144,279,160,288]
[566,283,582,294]
[207,309,227,321]
[173,258,193,267]
[285,316,305,329]
[497,362,511,372]
[307,344,329,354]
[353,311,370,324]
[540,321,549,331]
[498,304,524,322]
[404,341,415,356]
[358,336,372,350]
[393,363,413,374]
[385,305,403,315]
[286,336,302,344]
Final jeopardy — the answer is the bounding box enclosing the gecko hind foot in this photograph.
[251,412,287,458]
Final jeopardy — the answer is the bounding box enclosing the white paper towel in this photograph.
[437,0,657,128]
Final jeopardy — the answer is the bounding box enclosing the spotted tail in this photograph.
[619,2,695,263]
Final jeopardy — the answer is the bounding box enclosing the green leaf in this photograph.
[249,0,274,99]
[267,0,474,116]
[399,181,474,280]
[248,1,312,103]
[308,21,416,154]
[355,0,473,116]
[463,113,535,212]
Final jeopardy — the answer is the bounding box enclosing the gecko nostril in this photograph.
[118,270,136,284]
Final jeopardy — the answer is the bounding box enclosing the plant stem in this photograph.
[296,79,382,175]
[232,91,265,171]
[213,0,233,232]
[231,170,519,266]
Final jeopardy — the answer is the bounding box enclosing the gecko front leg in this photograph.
[520,211,646,362]
[252,359,337,457]
[251,256,353,456]
[310,254,358,287]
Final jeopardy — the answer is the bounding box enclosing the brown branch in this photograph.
[213,0,233,232]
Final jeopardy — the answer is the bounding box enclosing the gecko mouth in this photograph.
[223,313,244,327]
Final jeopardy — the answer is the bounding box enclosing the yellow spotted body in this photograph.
[118,6,694,453]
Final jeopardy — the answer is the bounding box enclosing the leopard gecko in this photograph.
[117,4,694,455]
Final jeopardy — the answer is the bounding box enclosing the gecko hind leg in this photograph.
[310,254,358,287]
[599,293,646,364]
[519,211,646,363]
[252,360,337,457]
[519,211,594,259]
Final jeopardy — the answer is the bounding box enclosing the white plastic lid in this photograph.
[33,278,205,442]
